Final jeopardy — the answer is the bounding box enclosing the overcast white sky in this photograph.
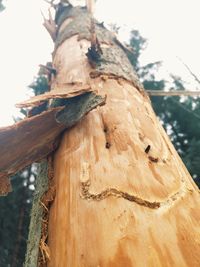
[0,0,200,126]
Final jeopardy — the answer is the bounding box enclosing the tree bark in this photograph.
[31,5,200,267]
[25,161,49,267]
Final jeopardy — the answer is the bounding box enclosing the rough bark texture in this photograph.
[45,5,200,267]
[25,161,49,267]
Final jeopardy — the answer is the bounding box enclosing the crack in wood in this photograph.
[159,180,189,209]
[80,177,188,210]
[80,180,160,209]
[80,162,188,209]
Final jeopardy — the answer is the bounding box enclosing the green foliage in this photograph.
[153,77,200,187]
[0,168,36,267]
[128,30,147,70]
[29,75,49,96]
[128,30,165,90]
[157,94,200,187]
[129,30,200,187]
[0,0,5,12]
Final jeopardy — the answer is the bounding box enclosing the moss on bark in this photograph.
[24,161,49,267]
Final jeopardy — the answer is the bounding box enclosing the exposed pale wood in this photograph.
[86,0,95,14]
[147,90,200,97]
[48,78,200,267]
[47,6,200,267]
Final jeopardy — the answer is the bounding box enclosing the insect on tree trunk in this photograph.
[25,3,200,267]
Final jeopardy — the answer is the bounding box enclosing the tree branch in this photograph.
[147,90,200,97]
[177,57,200,85]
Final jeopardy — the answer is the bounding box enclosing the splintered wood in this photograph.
[16,85,93,108]
[46,6,200,267]
[0,89,105,195]
[2,3,200,267]
[0,108,63,195]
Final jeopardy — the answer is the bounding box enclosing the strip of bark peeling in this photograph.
[55,92,106,127]
[0,92,105,195]
[16,84,92,108]
[38,156,55,266]
[24,161,49,267]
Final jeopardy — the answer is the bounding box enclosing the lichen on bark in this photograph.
[24,161,49,267]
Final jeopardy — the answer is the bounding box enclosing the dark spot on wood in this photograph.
[148,156,159,163]
[104,126,108,133]
[86,38,103,67]
[145,145,151,154]
[106,142,111,149]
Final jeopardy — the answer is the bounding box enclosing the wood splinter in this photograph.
[41,8,57,41]
[86,0,103,67]
[39,63,57,76]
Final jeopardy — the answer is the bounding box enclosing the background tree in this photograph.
[128,29,200,187]
[0,74,49,267]
[0,0,5,12]
[0,168,34,267]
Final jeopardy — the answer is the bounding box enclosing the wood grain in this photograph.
[47,7,200,266]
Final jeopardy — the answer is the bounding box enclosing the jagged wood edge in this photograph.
[0,93,105,196]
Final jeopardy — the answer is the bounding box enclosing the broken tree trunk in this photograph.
[26,4,200,267]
